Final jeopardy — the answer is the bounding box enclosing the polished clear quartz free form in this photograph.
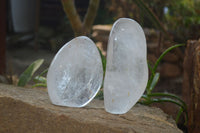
[104,18,148,114]
[47,36,103,107]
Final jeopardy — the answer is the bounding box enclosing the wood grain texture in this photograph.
[183,39,200,133]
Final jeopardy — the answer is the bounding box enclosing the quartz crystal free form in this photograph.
[104,18,148,114]
[47,36,103,107]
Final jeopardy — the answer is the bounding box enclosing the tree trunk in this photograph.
[61,0,100,37]
[83,0,100,36]
[182,39,200,133]
[61,0,83,36]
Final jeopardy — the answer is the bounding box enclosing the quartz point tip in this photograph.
[104,18,148,114]
[47,36,103,107]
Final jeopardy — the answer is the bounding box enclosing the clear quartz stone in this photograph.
[104,18,148,114]
[47,36,103,107]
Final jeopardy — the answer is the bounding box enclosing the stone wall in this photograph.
[0,83,182,133]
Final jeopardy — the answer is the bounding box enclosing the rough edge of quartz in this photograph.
[47,36,103,108]
[104,18,148,114]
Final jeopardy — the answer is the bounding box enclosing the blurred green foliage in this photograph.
[165,0,200,42]
[141,0,200,42]
[18,59,44,87]
[17,59,47,88]
[108,0,200,42]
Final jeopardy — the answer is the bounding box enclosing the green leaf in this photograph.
[97,48,106,73]
[176,107,184,124]
[147,61,153,74]
[140,93,188,124]
[146,44,185,90]
[148,72,160,93]
[34,76,47,84]
[95,90,104,100]
[147,92,187,108]
[153,44,185,73]
[17,59,44,87]
[147,97,184,109]
[38,68,48,77]
[32,83,47,88]
[97,47,107,88]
